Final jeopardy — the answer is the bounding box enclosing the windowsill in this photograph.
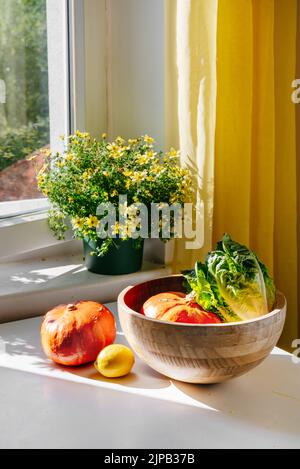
[0,307,299,448]
[0,246,171,323]
[0,198,49,220]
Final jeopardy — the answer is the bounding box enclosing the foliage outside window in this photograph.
[0,0,49,191]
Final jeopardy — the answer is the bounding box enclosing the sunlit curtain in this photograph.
[166,0,299,349]
[166,0,218,270]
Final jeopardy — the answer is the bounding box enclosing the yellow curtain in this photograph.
[166,0,299,350]
[165,0,218,270]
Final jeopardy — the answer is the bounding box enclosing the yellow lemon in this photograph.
[95,344,135,378]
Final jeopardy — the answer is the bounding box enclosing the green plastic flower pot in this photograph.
[83,238,144,275]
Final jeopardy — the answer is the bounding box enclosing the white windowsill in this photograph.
[0,305,299,449]
[0,199,49,219]
[0,246,171,323]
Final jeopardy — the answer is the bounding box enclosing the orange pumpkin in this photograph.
[41,301,116,366]
[142,292,221,324]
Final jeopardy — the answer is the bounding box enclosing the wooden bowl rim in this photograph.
[118,274,286,328]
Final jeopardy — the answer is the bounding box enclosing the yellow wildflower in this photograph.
[37,175,45,185]
[115,136,125,145]
[144,135,155,144]
[102,133,107,139]
[146,150,156,159]
[72,218,85,230]
[125,181,131,190]
[166,148,180,159]
[75,130,90,139]
[82,170,93,181]
[136,154,148,165]
[128,138,138,145]
[151,165,163,175]
[123,170,133,178]
[86,216,99,228]
[57,161,65,169]
[111,189,118,197]
[107,143,124,158]
[131,171,147,183]
[68,197,74,203]
[65,153,74,162]
[143,190,152,198]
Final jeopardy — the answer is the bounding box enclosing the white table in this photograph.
[0,303,300,449]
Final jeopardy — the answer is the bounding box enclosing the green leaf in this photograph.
[206,234,269,320]
[256,256,276,311]
[184,262,240,322]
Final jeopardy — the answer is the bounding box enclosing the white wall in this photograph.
[108,0,165,148]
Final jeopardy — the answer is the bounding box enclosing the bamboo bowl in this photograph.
[118,275,286,384]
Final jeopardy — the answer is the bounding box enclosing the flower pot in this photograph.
[83,238,144,275]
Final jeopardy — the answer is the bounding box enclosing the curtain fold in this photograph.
[166,0,218,270]
[167,0,299,350]
[273,0,298,349]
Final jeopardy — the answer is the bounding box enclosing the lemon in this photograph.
[95,344,135,378]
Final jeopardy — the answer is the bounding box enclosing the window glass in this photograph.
[0,0,49,203]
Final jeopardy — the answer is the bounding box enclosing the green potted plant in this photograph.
[37,132,193,275]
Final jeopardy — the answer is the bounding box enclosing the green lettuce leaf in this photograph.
[184,262,241,322]
[256,256,276,310]
[183,234,276,322]
[206,234,269,320]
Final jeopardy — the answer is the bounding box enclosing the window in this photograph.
[0,0,49,205]
[0,0,161,255]
[0,0,71,256]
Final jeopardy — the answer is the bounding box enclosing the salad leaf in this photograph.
[183,234,276,322]
[184,262,241,322]
[206,234,268,320]
[256,257,276,311]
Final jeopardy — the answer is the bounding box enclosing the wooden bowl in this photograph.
[118,275,286,384]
